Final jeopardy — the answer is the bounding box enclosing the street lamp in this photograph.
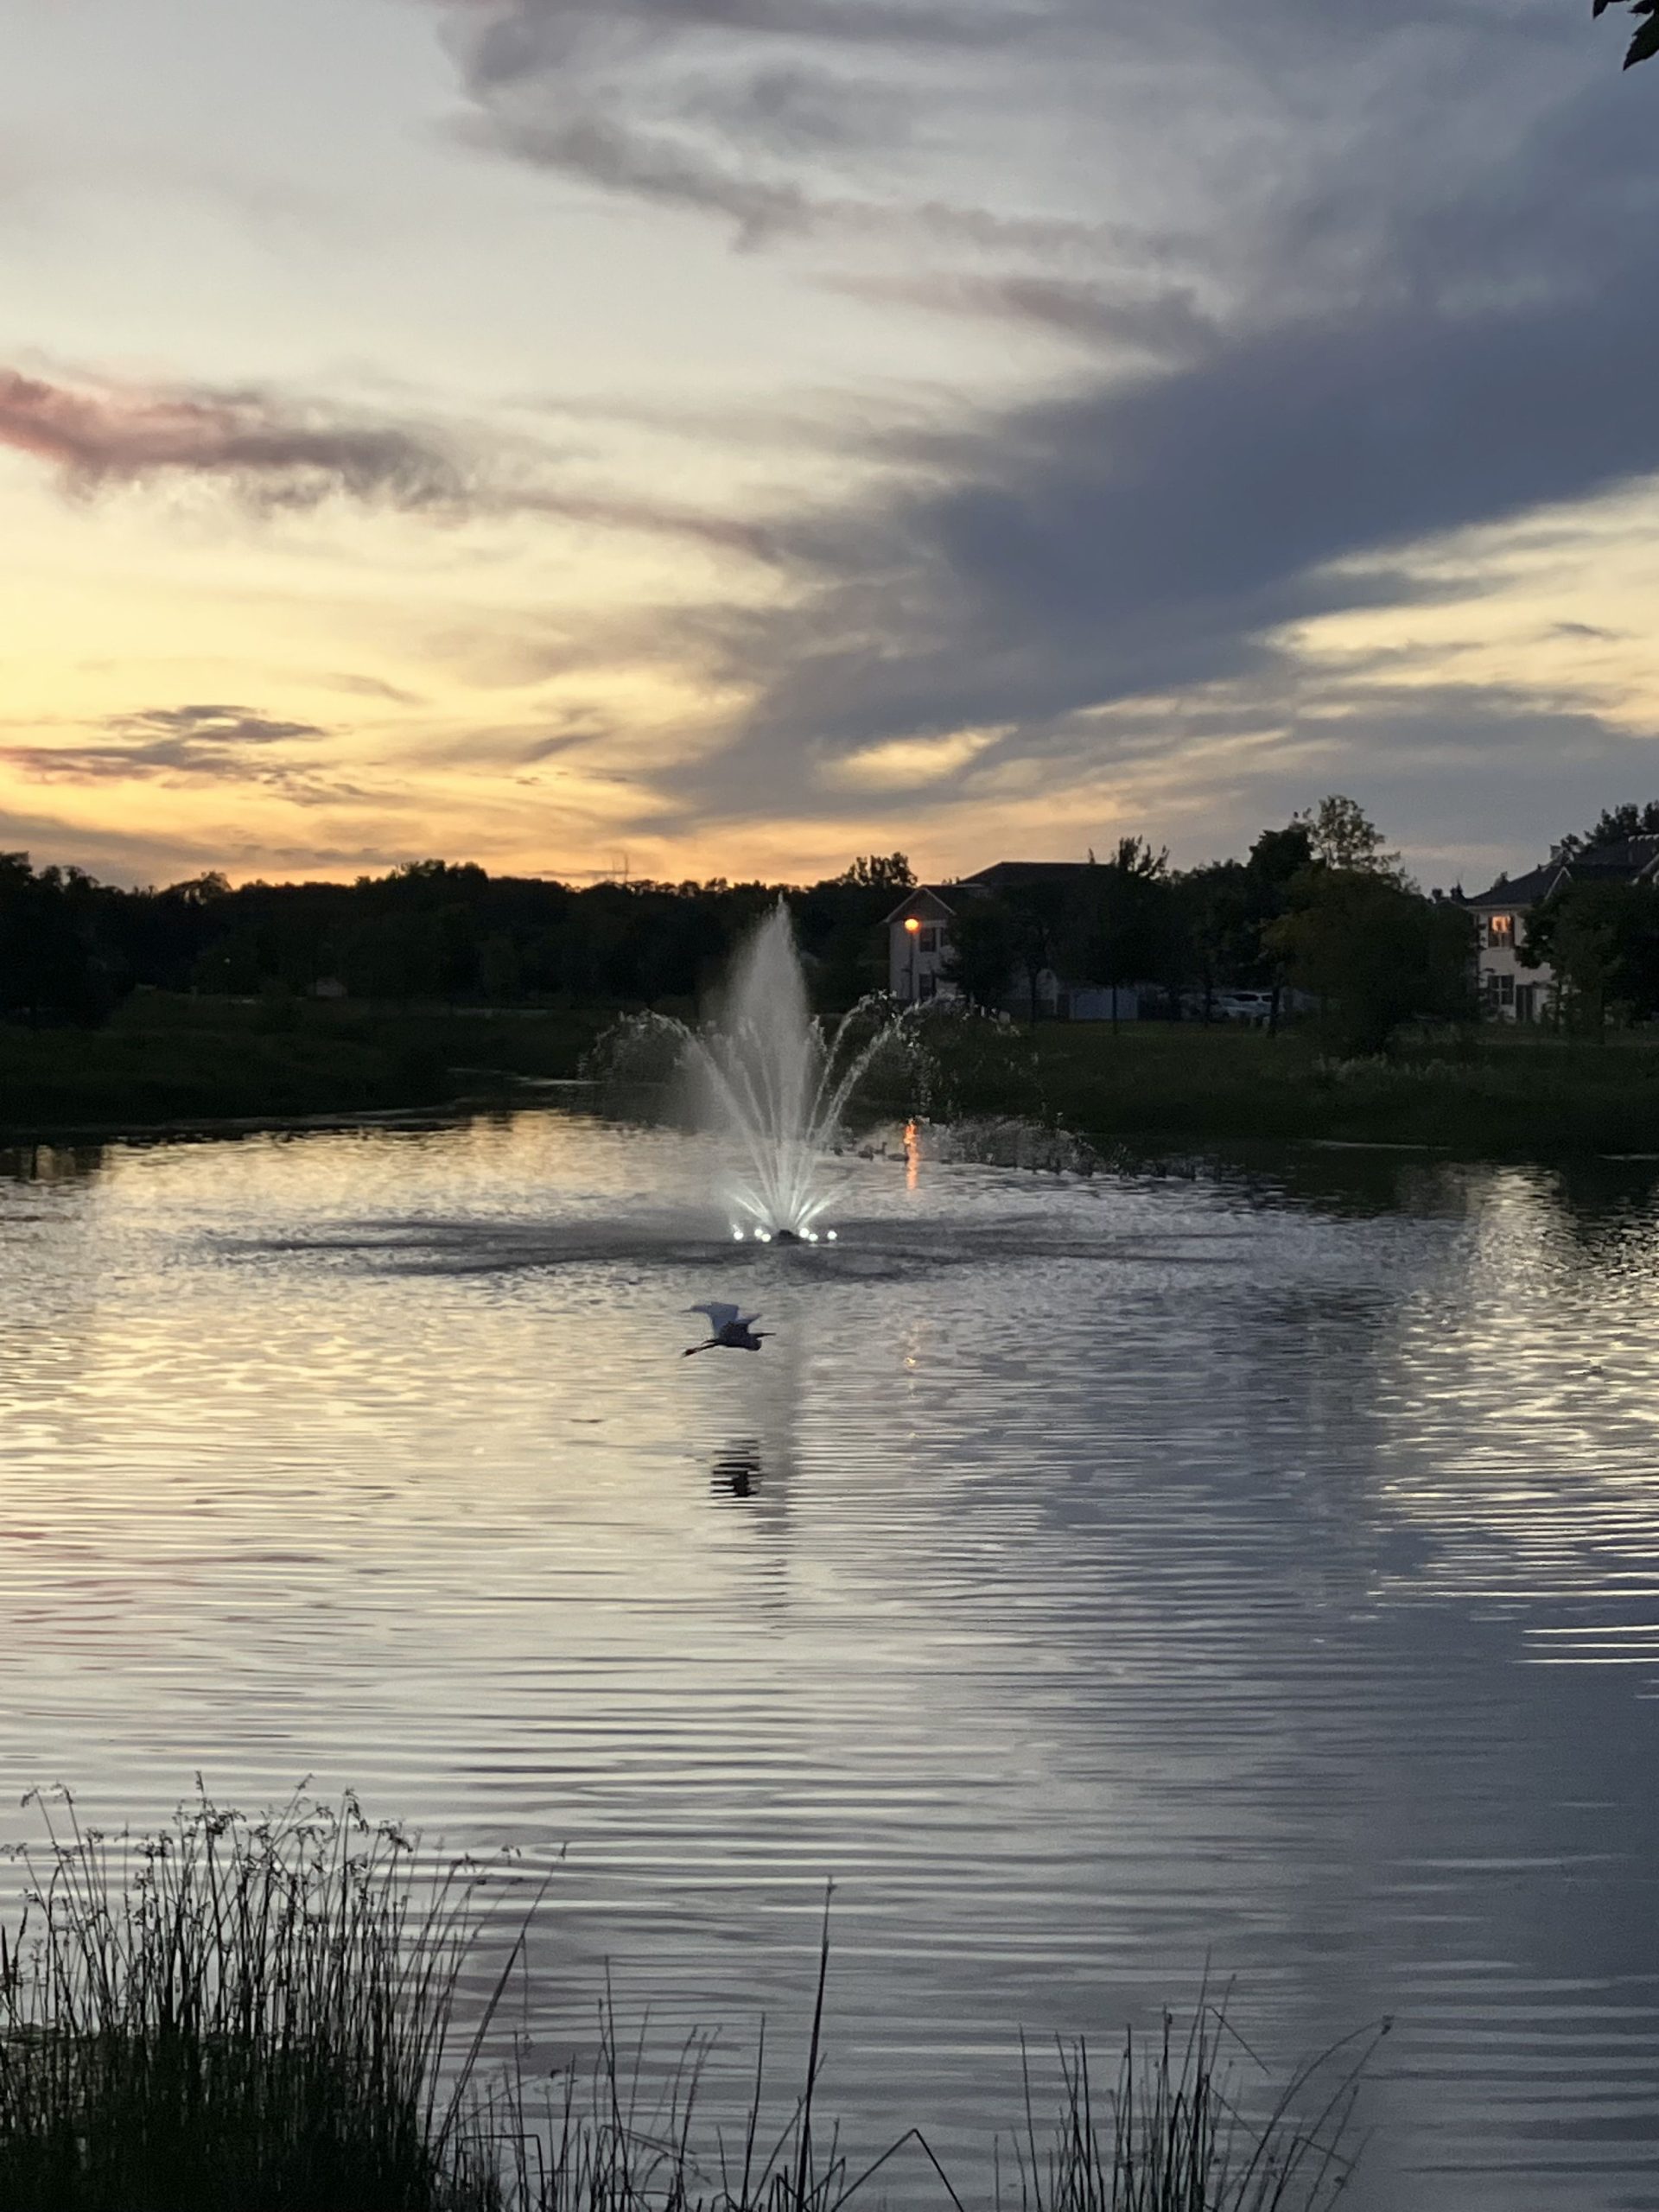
[904,913,920,1001]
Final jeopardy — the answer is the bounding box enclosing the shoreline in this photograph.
[9,992,1659,1165]
[9,1090,1659,1181]
[0,1078,599,1152]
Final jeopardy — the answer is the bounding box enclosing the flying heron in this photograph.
[683,1302,770,1356]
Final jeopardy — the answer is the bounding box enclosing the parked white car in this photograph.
[1212,989,1274,1025]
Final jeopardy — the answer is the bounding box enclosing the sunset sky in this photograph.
[3,0,1657,890]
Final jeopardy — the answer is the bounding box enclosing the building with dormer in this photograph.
[1458,834,1659,1019]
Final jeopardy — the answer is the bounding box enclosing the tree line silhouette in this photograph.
[0,851,918,1028]
[8,792,1659,1049]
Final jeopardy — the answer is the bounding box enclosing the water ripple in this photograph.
[3,1118,1659,2207]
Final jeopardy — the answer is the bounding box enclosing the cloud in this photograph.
[0,365,773,553]
[0,368,466,508]
[816,270,1217,358]
[413,0,1659,889]
[113,705,327,748]
[466,107,1142,257]
[436,0,1177,259]
[449,0,1018,66]
[1,703,337,790]
[326,673,428,707]
[597,12,1659,848]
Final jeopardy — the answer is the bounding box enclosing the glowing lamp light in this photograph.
[904,917,921,934]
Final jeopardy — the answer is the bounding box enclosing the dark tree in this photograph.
[1293,795,1404,880]
[1072,839,1180,1030]
[942,899,1020,1012]
[1555,800,1659,859]
[0,855,118,1026]
[836,854,915,894]
[1243,821,1317,1031]
[1596,0,1659,69]
[1269,871,1474,1054]
[1526,878,1659,1028]
[1001,879,1075,1023]
[1179,861,1258,1020]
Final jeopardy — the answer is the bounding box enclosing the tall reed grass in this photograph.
[0,1792,1381,2212]
[0,1789,501,2211]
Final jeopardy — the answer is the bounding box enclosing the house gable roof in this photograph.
[1463,836,1659,909]
[1460,863,1568,909]
[882,885,960,926]
[961,860,1095,891]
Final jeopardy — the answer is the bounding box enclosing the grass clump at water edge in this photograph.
[0,1789,505,2211]
[0,1791,1382,2212]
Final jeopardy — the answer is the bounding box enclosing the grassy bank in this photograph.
[1014,1023,1659,1156]
[0,993,615,1136]
[10,994,1657,1160]
[0,1793,1374,2212]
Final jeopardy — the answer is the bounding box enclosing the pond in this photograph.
[2,1109,1658,2209]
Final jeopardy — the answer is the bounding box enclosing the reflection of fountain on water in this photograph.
[594,902,912,1242]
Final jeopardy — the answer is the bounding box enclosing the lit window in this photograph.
[1489,912,1515,942]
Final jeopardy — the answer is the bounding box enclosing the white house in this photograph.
[885,884,963,1004]
[1457,833,1659,1020]
[883,862,1147,1019]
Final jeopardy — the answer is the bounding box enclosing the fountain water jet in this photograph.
[679,903,908,1240]
[586,902,912,1239]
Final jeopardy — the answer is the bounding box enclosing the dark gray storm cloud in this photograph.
[663,256,1659,827]
[749,263,1659,751]
[443,0,1659,850]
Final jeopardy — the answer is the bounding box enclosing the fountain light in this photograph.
[732,1228,745,1240]
[826,1230,838,1241]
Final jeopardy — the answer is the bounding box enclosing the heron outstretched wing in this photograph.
[690,1301,741,1332]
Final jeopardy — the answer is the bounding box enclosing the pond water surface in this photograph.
[3,1110,1659,2208]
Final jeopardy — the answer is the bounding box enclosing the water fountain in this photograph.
[589,901,912,1242]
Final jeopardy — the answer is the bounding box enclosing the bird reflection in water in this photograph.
[710,1440,762,1498]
